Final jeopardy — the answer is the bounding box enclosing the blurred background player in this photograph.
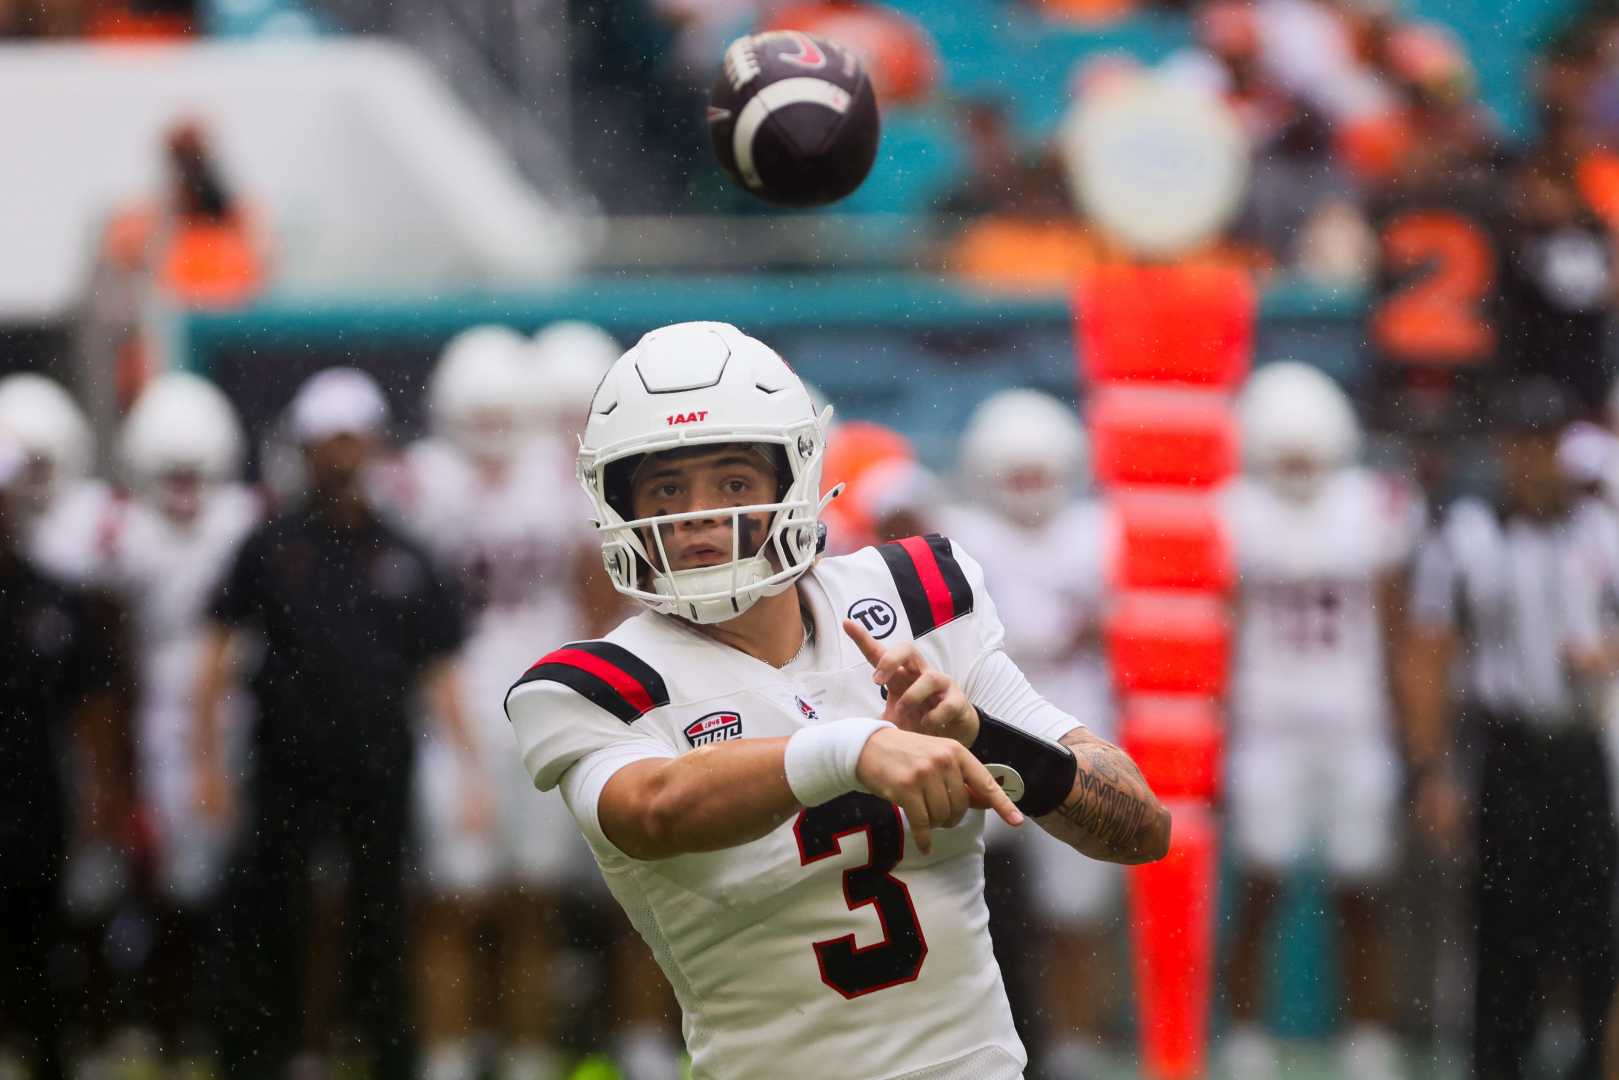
[1220,362,1421,1080]
[198,368,477,1079]
[0,372,111,584]
[390,325,613,1080]
[0,433,125,1080]
[104,371,262,1064]
[944,388,1117,1078]
[526,320,623,466]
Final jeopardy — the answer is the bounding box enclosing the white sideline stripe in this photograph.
[732,77,852,190]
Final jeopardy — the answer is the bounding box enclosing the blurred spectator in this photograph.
[94,121,266,411]
[1343,22,1501,187]
[943,152,1114,290]
[935,99,1023,219]
[1233,109,1376,285]
[102,122,265,309]
[1497,145,1617,412]
[200,369,475,1079]
[764,0,940,106]
[1405,380,1619,1079]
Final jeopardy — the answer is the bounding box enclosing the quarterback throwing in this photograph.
[505,322,1170,1080]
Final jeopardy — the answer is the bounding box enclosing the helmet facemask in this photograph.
[582,418,833,625]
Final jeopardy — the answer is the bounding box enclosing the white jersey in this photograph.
[106,486,264,711]
[387,438,597,703]
[102,485,263,902]
[388,437,602,889]
[28,479,121,585]
[508,536,1080,1080]
[1223,467,1422,730]
[941,501,1112,735]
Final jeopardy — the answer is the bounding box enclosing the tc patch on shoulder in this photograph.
[846,596,898,640]
[684,711,744,747]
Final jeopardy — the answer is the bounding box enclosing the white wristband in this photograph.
[784,718,894,807]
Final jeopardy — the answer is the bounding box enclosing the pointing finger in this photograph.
[843,618,888,669]
[961,751,1025,828]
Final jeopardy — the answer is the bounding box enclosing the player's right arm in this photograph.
[595,727,1023,861]
[507,673,1021,862]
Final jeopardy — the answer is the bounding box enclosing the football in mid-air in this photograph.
[708,31,880,208]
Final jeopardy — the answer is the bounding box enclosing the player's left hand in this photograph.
[844,618,979,747]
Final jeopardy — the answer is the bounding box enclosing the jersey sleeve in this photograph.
[964,649,1085,743]
[874,533,1004,661]
[877,535,1088,740]
[504,640,677,792]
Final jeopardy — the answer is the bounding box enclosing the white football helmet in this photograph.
[429,325,528,461]
[1238,361,1361,501]
[530,320,621,440]
[959,389,1088,525]
[120,373,244,517]
[578,321,834,624]
[0,372,93,514]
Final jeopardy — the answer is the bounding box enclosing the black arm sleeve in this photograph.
[969,707,1077,818]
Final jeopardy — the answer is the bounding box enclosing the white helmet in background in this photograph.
[0,372,93,514]
[430,325,528,461]
[1239,361,1361,501]
[960,388,1088,525]
[530,320,621,439]
[578,321,833,624]
[121,372,244,486]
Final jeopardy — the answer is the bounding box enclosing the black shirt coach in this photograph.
[212,505,464,749]
[0,554,121,1080]
[210,500,464,1079]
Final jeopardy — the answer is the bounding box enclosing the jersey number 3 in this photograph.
[795,792,929,999]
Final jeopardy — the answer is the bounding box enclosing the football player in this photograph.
[505,322,1170,1080]
[0,372,113,584]
[527,320,622,458]
[946,389,1118,1078]
[393,326,610,1080]
[110,372,262,1054]
[1219,363,1420,1080]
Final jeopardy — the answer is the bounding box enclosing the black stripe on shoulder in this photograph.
[568,641,671,710]
[507,640,669,726]
[878,540,937,637]
[923,533,974,622]
[513,661,641,724]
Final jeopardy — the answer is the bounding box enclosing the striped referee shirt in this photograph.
[1410,496,1619,726]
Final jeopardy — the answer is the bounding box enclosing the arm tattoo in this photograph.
[1038,729,1170,864]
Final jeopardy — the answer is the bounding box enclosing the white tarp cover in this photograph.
[0,40,589,318]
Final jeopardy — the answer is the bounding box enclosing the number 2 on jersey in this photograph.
[1372,211,1495,365]
[795,792,928,999]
